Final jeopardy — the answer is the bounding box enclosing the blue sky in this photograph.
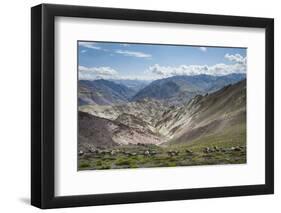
[78,41,247,80]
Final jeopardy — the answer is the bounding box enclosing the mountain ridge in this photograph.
[79,79,135,106]
[131,73,246,104]
[79,79,246,149]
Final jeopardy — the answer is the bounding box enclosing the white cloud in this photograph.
[79,42,101,50]
[146,53,247,78]
[115,50,152,58]
[79,66,118,80]
[79,66,154,81]
[225,53,246,64]
[79,42,151,59]
[199,47,207,52]
[147,62,246,78]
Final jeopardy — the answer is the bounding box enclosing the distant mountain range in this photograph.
[79,79,135,105]
[79,73,246,106]
[79,79,246,149]
[131,73,246,103]
[110,79,151,93]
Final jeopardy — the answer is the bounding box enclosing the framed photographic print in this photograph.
[31,4,274,209]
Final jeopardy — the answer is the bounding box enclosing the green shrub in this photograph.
[115,158,131,166]
[79,162,90,168]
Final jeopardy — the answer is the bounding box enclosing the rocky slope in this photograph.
[158,79,246,144]
[79,79,246,149]
[79,79,135,105]
[79,111,164,151]
[79,98,169,125]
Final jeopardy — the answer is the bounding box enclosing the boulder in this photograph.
[144,150,150,156]
[234,147,241,151]
[79,150,84,156]
[203,147,210,153]
[213,146,219,152]
[167,150,179,156]
[185,149,193,154]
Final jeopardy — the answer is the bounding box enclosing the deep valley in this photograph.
[78,74,246,170]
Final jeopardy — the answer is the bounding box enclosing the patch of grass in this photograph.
[115,157,138,168]
[79,162,90,168]
[78,125,246,170]
[166,162,177,167]
[115,158,132,166]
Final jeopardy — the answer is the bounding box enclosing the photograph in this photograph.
[77,41,247,170]
[30,3,274,209]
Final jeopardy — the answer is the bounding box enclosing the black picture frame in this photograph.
[31,3,274,209]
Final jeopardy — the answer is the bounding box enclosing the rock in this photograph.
[104,150,111,154]
[79,150,84,156]
[203,147,210,153]
[167,150,179,156]
[150,150,157,155]
[228,146,241,151]
[125,152,137,156]
[203,147,216,153]
[89,148,97,153]
[124,151,131,156]
[220,148,226,152]
[144,150,150,156]
[83,153,92,159]
[234,147,241,151]
[213,146,219,152]
[185,149,193,154]
[167,151,173,156]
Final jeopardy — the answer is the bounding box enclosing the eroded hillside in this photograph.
[79,79,246,149]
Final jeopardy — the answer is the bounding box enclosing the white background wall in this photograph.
[0,0,279,212]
